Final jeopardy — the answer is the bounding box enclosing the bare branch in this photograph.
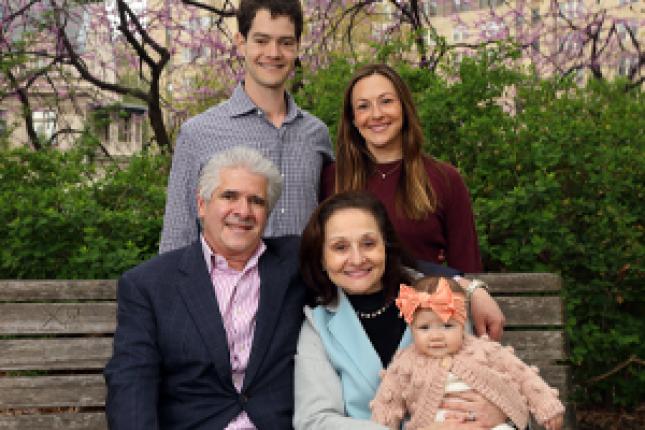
[1,0,41,27]
[586,355,645,385]
[181,0,236,17]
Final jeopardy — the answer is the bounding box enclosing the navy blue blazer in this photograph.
[104,237,305,429]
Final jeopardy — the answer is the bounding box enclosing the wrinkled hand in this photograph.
[470,286,505,341]
[439,390,507,428]
[544,414,564,430]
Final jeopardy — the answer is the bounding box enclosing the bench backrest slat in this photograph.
[0,303,116,335]
[495,296,563,326]
[0,375,106,409]
[0,338,112,371]
[503,331,566,362]
[0,413,107,430]
[470,272,562,293]
[0,280,116,301]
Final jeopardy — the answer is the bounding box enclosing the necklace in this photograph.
[356,300,393,319]
[374,162,401,179]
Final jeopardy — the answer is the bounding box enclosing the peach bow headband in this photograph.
[395,278,467,325]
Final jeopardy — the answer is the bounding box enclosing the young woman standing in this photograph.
[322,64,482,273]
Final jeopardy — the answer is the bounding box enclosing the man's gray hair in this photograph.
[198,146,283,211]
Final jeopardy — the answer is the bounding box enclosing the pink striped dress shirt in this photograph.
[201,236,266,430]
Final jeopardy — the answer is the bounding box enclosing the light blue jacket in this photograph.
[311,289,412,419]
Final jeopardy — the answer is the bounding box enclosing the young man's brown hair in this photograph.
[237,0,304,40]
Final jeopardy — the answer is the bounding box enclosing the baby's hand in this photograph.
[543,413,563,430]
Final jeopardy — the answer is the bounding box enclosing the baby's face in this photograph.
[411,309,464,358]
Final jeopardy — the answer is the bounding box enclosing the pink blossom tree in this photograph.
[2,0,641,153]
[1,0,74,150]
[2,0,244,153]
[294,0,643,88]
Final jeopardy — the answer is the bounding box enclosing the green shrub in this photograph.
[0,146,169,279]
[294,56,354,141]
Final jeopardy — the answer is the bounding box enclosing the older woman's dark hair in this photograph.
[300,191,416,306]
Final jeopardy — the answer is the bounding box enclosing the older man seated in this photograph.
[105,146,305,428]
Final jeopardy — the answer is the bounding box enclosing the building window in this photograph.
[132,115,142,146]
[453,26,469,43]
[560,0,584,19]
[453,0,465,12]
[200,15,212,29]
[0,110,7,140]
[532,38,540,52]
[118,114,131,143]
[92,110,110,142]
[531,8,541,25]
[559,33,581,54]
[32,111,56,141]
[480,0,503,8]
[424,0,437,16]
[183,46,202,63]
[618,56,637,76]
[616,21,638,43]
[574,69,586,85]
[482,20,506,40]
[454,50,465,65]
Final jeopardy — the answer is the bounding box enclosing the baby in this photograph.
[370,276,564,430]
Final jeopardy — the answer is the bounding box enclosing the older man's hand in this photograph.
[470,286,505,341]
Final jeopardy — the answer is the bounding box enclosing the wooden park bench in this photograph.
[0,274,574,429]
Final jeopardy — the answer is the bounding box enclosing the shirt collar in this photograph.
[201,234,267,274]
[228,82,302,124]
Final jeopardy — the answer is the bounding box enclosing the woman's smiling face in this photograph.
[351,73,404,161]
[322,208,386,295]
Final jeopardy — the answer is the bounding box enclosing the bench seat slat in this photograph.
[0,412,106,430]
[0,281,116,301]
[0,375,105,409]
[0,304,116,335]
[0,339,112,371]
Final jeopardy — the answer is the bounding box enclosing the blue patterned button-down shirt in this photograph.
[159,83,333,254]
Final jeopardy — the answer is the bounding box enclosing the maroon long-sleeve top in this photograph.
[321,156,483,273]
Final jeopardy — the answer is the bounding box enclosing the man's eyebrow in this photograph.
[218,189,239,195]
[249,195,267,204]
[250,32,296,40]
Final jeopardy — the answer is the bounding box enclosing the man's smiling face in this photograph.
[236,9,299,93]
[198,167,268,269]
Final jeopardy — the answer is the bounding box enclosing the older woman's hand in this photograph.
[470,285,505,341]
[438,390,507,428]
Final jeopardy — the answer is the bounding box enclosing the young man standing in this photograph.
[160,0,333,254]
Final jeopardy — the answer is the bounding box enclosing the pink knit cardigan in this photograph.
[370,334,564,430]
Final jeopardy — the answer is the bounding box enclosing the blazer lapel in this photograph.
[175,241,233,388]
[242,246,291,389]
[327,290,383,393]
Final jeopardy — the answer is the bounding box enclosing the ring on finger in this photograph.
[466,411,477,421]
